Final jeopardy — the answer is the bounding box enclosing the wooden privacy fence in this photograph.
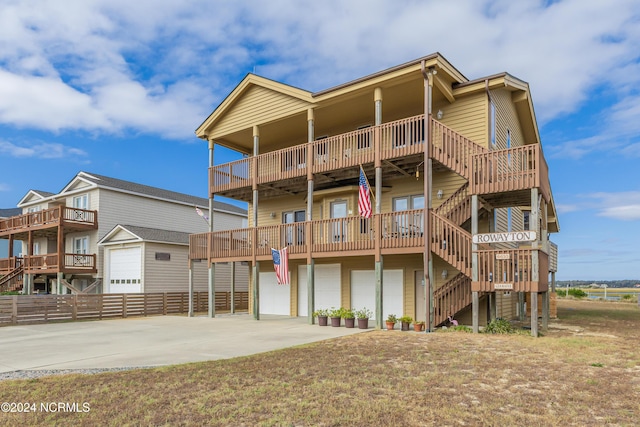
[0,291,249,326]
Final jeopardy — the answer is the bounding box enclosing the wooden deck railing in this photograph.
[22,253,97,273]
[471,144,551,201]
[191,209,442,260]
[0,206,97,235]
[312,127,375,173]
[0,291,250,326]
[208,157,252,192]
[473,248,547,293]
[0,256,22,273]
[379,114,425,159]
[207,115,550,204]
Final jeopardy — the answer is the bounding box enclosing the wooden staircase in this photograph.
[0,264,24,293]
[430,123,487,326]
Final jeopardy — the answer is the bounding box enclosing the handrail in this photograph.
[431,120,486,179]
[433,272,472,326]
[435,183,471,226]
[430,211,473,277]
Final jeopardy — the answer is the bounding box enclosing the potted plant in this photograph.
[355,307,372,329]
[329,307,343,327]
[385,314,397,331]
[399,315,413,331]
[342,308,356,328]
[413,320,425,332]
[313,308,329,326]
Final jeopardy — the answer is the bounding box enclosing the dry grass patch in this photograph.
[1,299,639,426]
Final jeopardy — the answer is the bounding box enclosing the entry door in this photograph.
[415,270,426,323]
[331,201,347,242]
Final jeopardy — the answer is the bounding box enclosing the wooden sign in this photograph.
[473,231,536,244]
[496,253,511,260]
[494,283,513,290]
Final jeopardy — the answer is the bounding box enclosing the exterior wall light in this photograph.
[437,110,444,120]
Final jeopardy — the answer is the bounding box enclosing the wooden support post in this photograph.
[208,262,215,318]
[472,291,479,333]
[542,291,549,331]
[252,262,260,320]
[307,259,315,325]
[531,291,538,337]
[230,262,236,314]
[188,260,194,317]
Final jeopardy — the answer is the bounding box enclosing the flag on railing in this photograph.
[271,247,289,285]
[358,167,372,218]
[195,206,210,225]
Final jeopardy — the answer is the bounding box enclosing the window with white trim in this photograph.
[73,194,89,210]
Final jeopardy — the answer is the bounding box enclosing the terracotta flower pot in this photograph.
[386,321,395,331]
[345,318,355,328]
[413,323,424,332]
[318,316,328,326]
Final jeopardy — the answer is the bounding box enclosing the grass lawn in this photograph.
[1,298,639,426]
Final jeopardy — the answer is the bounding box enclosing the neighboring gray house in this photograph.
[1,171,247,295]
[0,208,22,259]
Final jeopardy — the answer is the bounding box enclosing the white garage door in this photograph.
[314,264,341,312]
[259,272,290,315]
[108,247,142,293]
[297,264,341,316]
[351,269,403,320]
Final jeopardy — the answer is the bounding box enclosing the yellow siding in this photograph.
[215,86,310,136]
[435,92,487,147]
[491,88,525,150]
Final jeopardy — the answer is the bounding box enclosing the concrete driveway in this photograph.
[0,314,371,373]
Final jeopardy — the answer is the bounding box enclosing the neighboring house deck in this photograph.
[0,172,247,296]
[190,53,559,334]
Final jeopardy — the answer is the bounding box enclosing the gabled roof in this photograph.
[196,74,315,139]
[17,190,56,206]
[18,171,247,216]
[98,224,191,246]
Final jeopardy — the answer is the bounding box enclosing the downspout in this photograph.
[420,60,434,332]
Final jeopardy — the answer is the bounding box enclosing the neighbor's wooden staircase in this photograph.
[0,263,24,293]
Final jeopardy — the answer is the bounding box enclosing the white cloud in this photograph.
[589,192,640,221]
[0,139,88,159]
[0,183,9,192]
[0,0,638,140]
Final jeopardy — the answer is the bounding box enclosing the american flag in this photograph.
[271,247,289,285]
[358,168,372,218]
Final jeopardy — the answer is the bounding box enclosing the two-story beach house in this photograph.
[0,172,248,299]
[189,53,559,334]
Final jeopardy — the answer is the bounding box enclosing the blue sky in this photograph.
[0,0,639,281]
